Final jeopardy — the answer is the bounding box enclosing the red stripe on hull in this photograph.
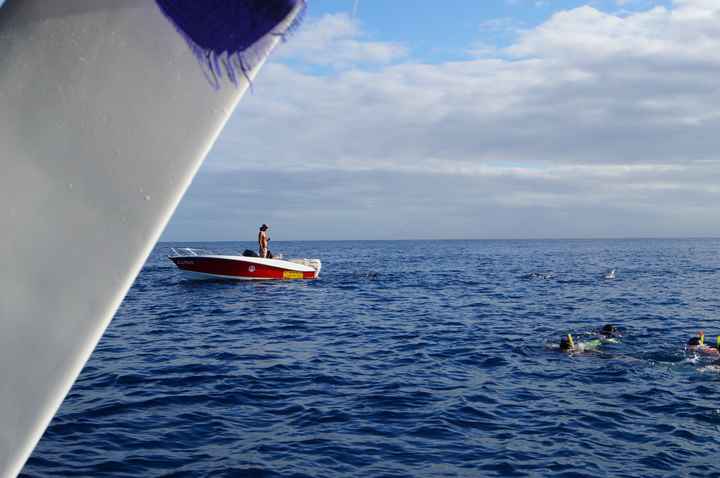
[170,257,316,280]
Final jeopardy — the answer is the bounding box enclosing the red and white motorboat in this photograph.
[169,248,321,280]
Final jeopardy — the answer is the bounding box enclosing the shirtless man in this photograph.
[258,224,269,258]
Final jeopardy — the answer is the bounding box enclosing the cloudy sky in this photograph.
[163,0,720,241]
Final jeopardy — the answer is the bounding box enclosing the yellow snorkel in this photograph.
[699,330,705,345]
[567,334,575,350]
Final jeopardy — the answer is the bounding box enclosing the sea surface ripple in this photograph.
[24,239,720,477]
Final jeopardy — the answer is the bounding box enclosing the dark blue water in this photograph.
[24,239,720,477]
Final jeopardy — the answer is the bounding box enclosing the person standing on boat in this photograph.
[258,224,270,258]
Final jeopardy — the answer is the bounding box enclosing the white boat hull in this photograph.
[170,254,321,280]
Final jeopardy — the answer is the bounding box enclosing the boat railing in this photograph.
[169,247,204,257]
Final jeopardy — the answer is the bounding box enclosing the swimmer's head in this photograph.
[559,336,572,351]
[600,324,617,337]
[688,336,701,347]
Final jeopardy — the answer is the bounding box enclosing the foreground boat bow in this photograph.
[0,1,305,475]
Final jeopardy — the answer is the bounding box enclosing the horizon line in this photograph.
[158,236,720,243]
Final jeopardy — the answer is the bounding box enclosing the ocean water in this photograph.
[23,239,720,477]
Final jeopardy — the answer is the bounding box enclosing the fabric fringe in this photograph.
[156,0,307,89]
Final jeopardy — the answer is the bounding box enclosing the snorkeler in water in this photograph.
[556,325,621,353]
[558,334,603,353]
[686,331,720,357]
[598,324,621,343]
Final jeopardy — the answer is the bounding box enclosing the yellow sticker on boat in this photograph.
[283,271,304,279]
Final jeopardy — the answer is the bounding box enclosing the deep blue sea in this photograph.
[23,239,720,477]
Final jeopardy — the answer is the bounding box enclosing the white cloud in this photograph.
[274,13,407,67]
[167,1,720,239]
[509,3,720,65]
[479,17,524,33]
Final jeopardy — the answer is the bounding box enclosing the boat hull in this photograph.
[170,255,320,280]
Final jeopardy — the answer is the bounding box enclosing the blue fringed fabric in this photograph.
[156,0,306,89]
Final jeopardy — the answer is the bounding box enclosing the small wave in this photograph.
[352,271,380,280]
[522,272,555,280]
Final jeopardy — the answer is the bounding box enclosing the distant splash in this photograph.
[698,364,720,373]
[523,271,555,280]
[156,0,306,88]
[523,270,618,281]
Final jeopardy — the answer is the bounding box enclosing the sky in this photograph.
[91,2,720,239]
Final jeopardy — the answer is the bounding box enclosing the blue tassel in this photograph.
[156,0,307,89]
